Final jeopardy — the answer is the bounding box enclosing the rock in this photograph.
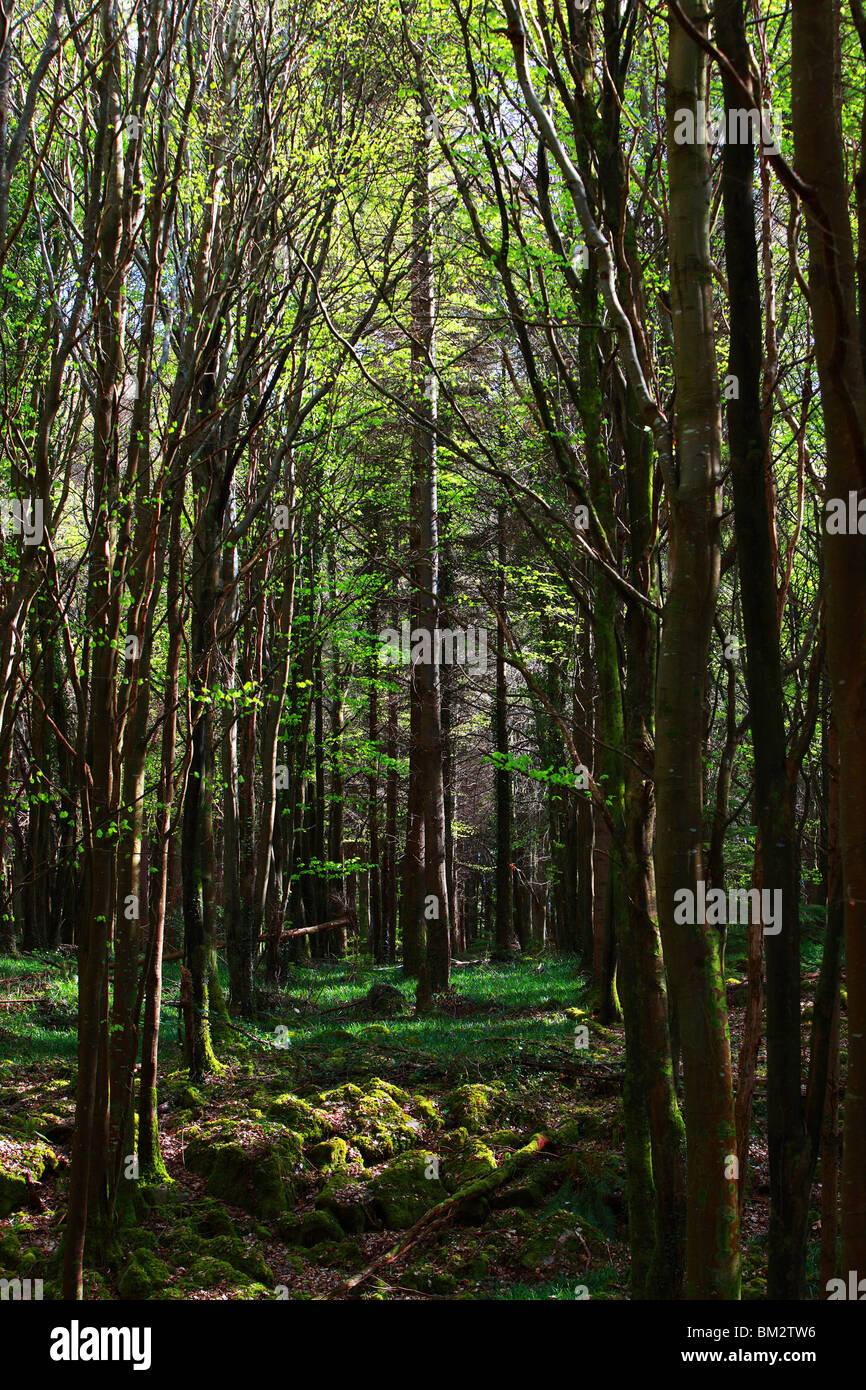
[0,1141,58,1217]
[0,1168,27,1218]
[411,1094,443,1128]
[266,1095,329,1137]
[314,1172,370,1233]
[176,1086,204,1113]
[0,1231,21,1267]
[307,1136,349,1171]
[117,1250,171,1300]
[205,1235,274,1285]
[360,982,411,1017]
[283,1209,344,1248]
[196,1200,235,1237]
[362,1023,391,1040]
[517,1210,609,1271]
[187,1255,270,1298]
[185,1133,298,1219]
[368,1150,446,1229]
[443,1135,497,1191]
[317,1078,425,1163]
[442,1083,499,1133]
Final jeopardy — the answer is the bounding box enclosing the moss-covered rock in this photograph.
[186,1255,269,1298]
[266,1095,329,1138]
[307,1136,349,1171]
[442,1084,499,1133]
[411,1094,443,1128]
[0,1231,21,1267]
[185,1122,302,1219]
[317,1078,425,1163]
[554,1105,620,1145]
[127,1229,159,1253]
[443,1136,497,1192]
[489,1128,521,1148]
[517,1210,609,1272]
[403,1264,458,1295]
[186,1137,296,1219]
[314,1171,370,1233]
[459,1252,491,1280]
[176,1086,205,1114]
[489,1179,546,1211]
[361,1023,391,1041]
[0,1139,58,1216]
[196,1200,235,1238]
[368,1150,447,1229]
[360,982,411,1017]
[117,1249,171,1299]
[205,1235,274,1285]
[0,1167,27,1218]
[282,1209,344,1248]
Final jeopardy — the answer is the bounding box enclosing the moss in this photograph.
[137,1093,171,1183]
[318,1081,363,1105]
[117,1249,171,1300]
[368,1150,447,1229]
[333,1238,368,1272]
[170,1225,204,1256]
[196,1200,235,1238]
[187,1255,269,1298]
[365,1077,412,1104]
[360,982,411,1017]
[315,1078,425,1163]
[411,1094,443,1128]
[267,1095,329,1138]
[138,1181,177,1210]
[362,1023,391,1040]
[307,1136,349,1171]
[177,1086,205,1114]
[205,1235,274,1285]
[212,1147,292,1217]
[0,1231,21,1267]
[442,1083,499,1133]
[314,1172,369,1233]
[489,1179,546,1211]
[517,1210,609,1272]
[0,1167,27,1218]
[489,1128,521,1148]
[460,1252,491,1280]
[0,1140,58,1217]
[128,1229,159,1253]
[185,1127,300,1219]
[282,1209,344,1248]
[403,1264,458,1295]
[554,1104,621,1145]
[443,1136,497,1192]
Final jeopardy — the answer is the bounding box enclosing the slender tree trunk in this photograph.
[655,0,739,1298]
[791,0,866,1278]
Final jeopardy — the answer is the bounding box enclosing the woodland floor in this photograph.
[0,921,836,1300]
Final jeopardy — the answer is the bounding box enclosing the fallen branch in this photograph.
[328,1133,549,1299]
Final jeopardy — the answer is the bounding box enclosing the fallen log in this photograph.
[281,918,350,939]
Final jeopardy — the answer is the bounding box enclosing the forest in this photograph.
[0,0,864,1320]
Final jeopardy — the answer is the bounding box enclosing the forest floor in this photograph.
[0,930,834,1300]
